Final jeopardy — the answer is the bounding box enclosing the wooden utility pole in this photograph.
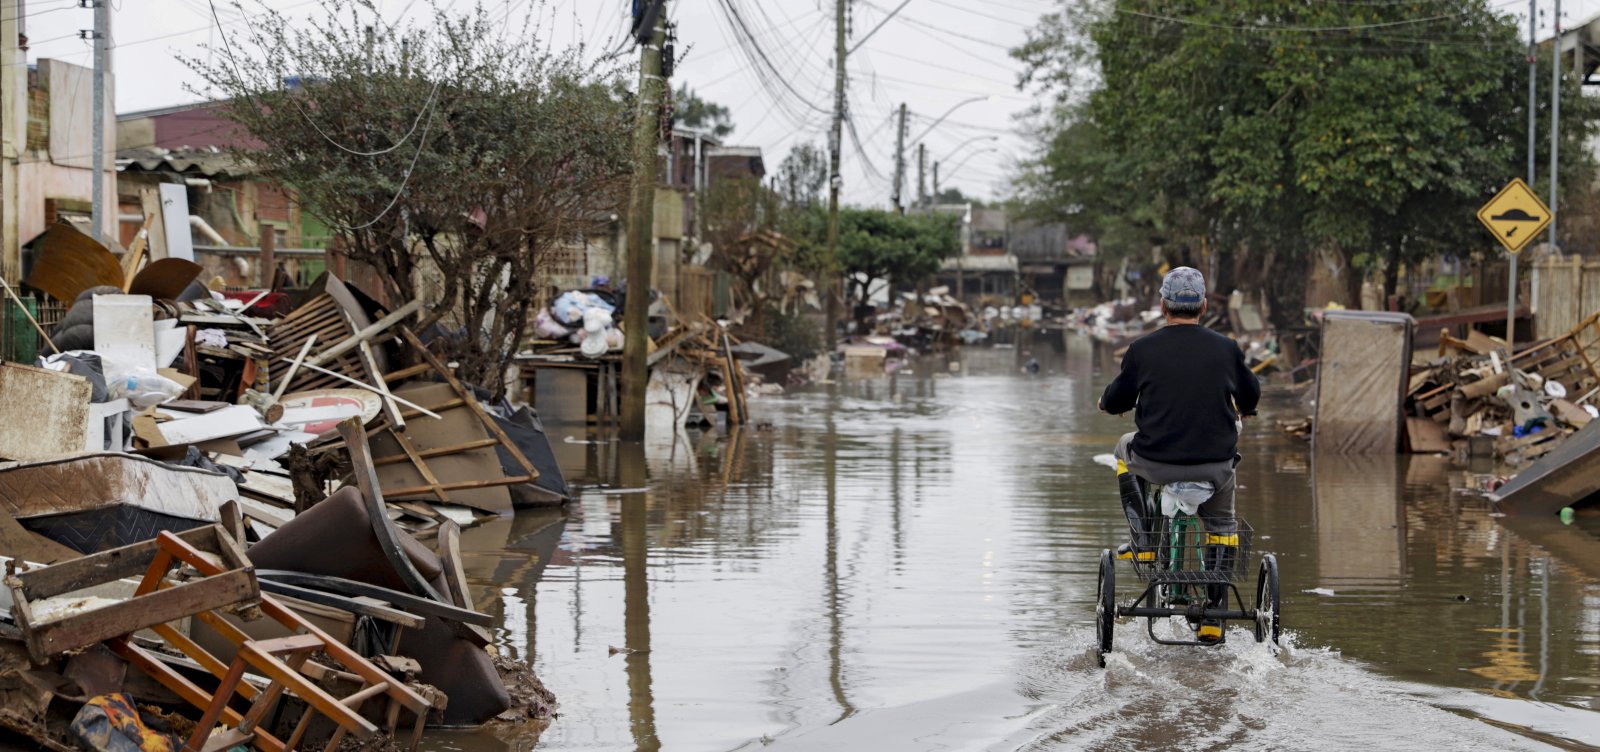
[891,103,907,212]
[824,0,846,348]
[620,1,668,441]
[916,143,926,209]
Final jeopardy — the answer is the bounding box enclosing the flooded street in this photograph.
[431,335,1600,751]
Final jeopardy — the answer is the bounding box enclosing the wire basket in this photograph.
[1128,517,1254,584]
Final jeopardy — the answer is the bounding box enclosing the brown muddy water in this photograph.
[425,334,1600,751]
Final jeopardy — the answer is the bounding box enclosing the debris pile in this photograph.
[515,278,767,427]
[0,221,575,749]
[1402,316,1600,463]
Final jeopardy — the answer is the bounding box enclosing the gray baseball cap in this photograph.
[1159,266,1206,305]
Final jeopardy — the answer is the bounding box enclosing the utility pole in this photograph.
[1548,0,1561,259]
[824,0,846,348]
[932,160,940,202]
[916,143,925,209]
[620,0,668,441]
[90,0,108,241]
[2,0,24,281]
[891,103,906,213]
[1513,0,1535,351]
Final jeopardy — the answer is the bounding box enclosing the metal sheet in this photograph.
[1490,418,1600,516]
[20,222,124,304]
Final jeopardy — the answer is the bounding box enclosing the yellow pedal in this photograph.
[1198,624,1223,642]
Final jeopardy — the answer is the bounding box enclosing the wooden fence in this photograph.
[677,265,715,322]
[1534,256,1600,339]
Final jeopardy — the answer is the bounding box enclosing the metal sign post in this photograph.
[1477,178,1553,352]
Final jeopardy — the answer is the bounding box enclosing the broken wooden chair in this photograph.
[7,526,436,751]
[128,531,434,751]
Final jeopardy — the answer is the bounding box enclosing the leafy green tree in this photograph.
[674,85,735,138]
[835,209,961,306]
[1013,0,1600,323]
[187,1,632,394]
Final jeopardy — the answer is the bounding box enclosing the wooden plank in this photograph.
[24,574,256,660]
[14,526,224,600]
[383,426,451,503]
[437,521,474,611]
[179,552,432,719]
[400,327,540,480]
[110,640,287,752]
[383,362,433,383]
[381,475,533,497]
[370,438,500,466]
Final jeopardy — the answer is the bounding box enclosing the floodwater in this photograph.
[427,333,1600,751]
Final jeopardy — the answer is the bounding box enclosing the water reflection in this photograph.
[426,333,1600,751]
[618,441,657,752]
[1311,452,1406,588]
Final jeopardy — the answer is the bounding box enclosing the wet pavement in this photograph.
[426,333,1600,751]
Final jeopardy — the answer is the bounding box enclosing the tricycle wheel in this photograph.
[1097,549,1115,667]
[1254,554,1280,645]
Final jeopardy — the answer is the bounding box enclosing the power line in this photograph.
[1114,5,1497,33]
[857,0,1014,50]
[920,0,1037,27]
[205,0,441,158]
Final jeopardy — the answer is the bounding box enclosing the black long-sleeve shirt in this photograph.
[1099,324,1260,465]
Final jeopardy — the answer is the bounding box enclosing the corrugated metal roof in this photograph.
[116,146,246,177]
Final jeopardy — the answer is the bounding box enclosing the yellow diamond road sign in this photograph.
[1477,178,1551,254]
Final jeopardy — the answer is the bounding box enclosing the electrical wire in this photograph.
[328,96,438,231]
[205,0,442,157]
[1114,4,1502,33]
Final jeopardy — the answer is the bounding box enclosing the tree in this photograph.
[674,85,734,139]
[933,187,982,206]
[835,208,960,308]
[702,176,783,320]
[187,1,632,394]
[776,143,829,209]
[1012,0,1600,323]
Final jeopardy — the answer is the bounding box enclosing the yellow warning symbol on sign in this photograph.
[1477,178,1551,254]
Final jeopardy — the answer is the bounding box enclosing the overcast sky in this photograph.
[14,0,1597,208]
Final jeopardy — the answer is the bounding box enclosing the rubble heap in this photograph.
[1402,315,1600,463]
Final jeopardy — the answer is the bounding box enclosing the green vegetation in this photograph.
[1012,0,1600,323]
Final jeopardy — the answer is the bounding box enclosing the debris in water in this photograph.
[1303,588,1336,596]
[608,645,639,656]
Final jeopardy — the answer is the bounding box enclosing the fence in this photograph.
[1533,256,1600,340]
[678,265,715,322]
[2,293,67,363]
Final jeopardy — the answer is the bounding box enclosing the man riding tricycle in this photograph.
[1095,267,1281,666]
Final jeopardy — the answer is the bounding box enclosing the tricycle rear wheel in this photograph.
[1254,554,1280,645]
[1097,549,1115,667]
